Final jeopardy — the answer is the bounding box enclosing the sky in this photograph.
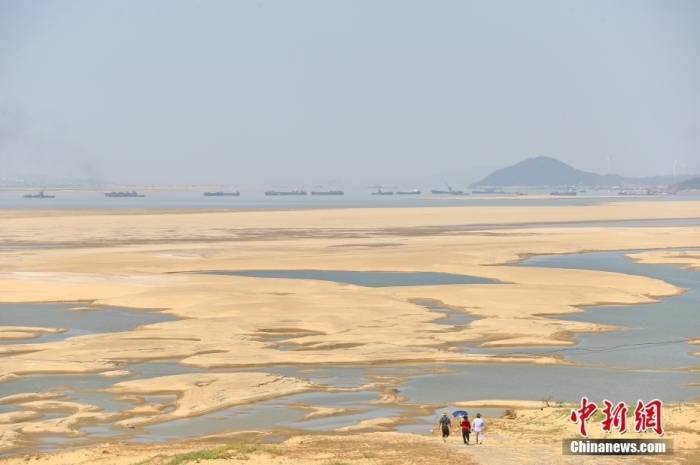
[0,0,698,186]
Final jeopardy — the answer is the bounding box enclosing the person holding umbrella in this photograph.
[452,410,470,445]
[459,415,471,444]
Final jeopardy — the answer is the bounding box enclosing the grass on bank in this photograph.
[134,442,279,465]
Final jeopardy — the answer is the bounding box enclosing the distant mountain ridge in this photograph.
[472,156,691,187]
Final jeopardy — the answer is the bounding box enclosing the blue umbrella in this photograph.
[452,410,468,418]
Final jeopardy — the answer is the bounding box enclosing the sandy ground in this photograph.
[0,432,474,465]
[107,372,315,427]
[0,202,699,458]
[0,401,697,465]
[0,326,63,341]
[1,201,699,245]
[445,400,700,465]
[629,249,700,269]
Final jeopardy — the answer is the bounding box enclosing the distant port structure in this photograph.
[23,190,56,199]
[430,185,468,195]
[371,186,394,195]
[104,191,145,198]
[311,189,344,196]
[549,188,578,196]
[471,187,505,194]
[203,191,240,197]
[265,189,307,196]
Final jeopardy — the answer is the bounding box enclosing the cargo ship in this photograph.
[265,189,307,196]
[311,190,344,195]
[203,191,240,196]
[104,191,145,198]
[396,189,421,195]
[431,185,467,195]
[23,190,56,199]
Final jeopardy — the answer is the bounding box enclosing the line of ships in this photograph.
[21,187,466,198]
[20,186,666,199]
[208,185,503,196]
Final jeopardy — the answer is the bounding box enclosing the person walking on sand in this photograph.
[460,415,471,445]
[438,413,451,442]
[472,413,485,444]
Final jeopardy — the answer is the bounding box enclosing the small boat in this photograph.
[23,190,55,199]
[371,187,394,195]
[104,191,145,198]
[396,189,421,195]
[204,191,240,197]
[265,189,307,196]
[311,190,344,196]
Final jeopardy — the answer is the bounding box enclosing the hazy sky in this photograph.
[1,0,698,185]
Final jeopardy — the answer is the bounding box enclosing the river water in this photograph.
[0,249,698,452]
[3,189,699,210]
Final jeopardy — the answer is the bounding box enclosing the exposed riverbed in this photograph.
[1,250,698,453]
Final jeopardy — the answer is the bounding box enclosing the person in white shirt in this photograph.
[472,413,485,444]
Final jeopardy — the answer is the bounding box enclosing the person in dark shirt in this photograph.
[438,413,451,442]
[459,415,471,444]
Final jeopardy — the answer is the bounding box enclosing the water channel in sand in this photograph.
[1,250,698,452]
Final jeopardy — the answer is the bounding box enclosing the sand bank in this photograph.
[0,203,699,457]
[0,373,314,452]
[0,431,476,465]
[0,224,695,380]
[628,249,700,269]
[0,326,63,341]
[107,372,314,427]
[0,397,115,452]
[1,200,699,246]
[454,399,554,409]
[1,401,697,465]
[294,405,354,420]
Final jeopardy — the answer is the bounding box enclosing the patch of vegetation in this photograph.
[146,442,271,465]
